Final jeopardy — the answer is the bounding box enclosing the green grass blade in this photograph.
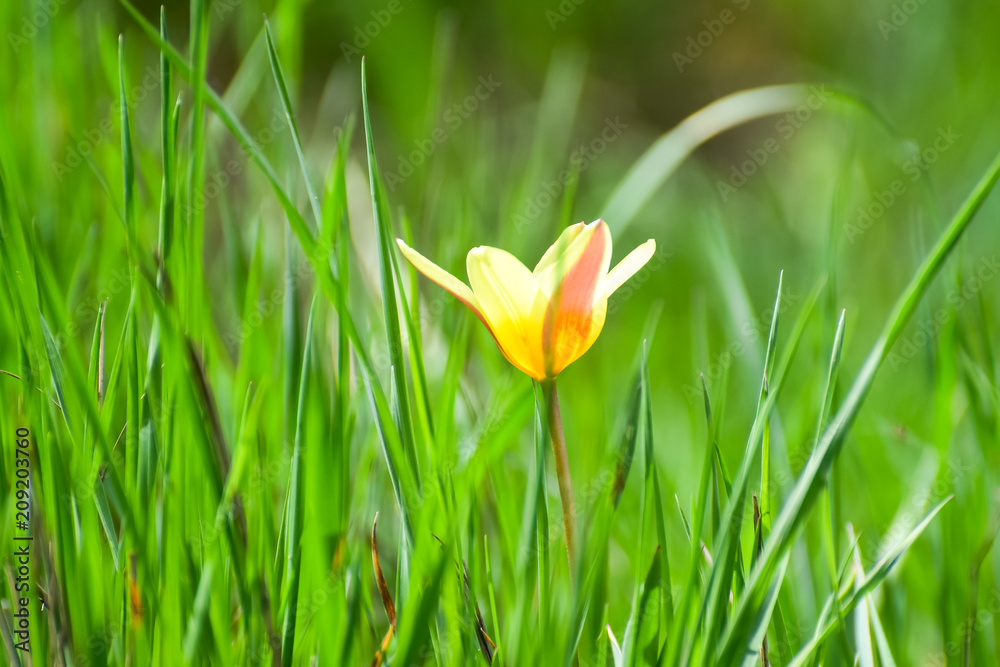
[393,549,449,666]
[182,559,215,662]
[849,526,875,667]
[632,548,663,666]
[867,596,898,667]
[484,534,503,661]
[719,146,1000,664]
[361,58,421,486]
[819,312,847,590]
[157,6,174,289]
[602,85,814,238]
[698,271,785,653]
[118,35,136,259]
[264,19,322,228]
[360,366,417,544]
[533,382,551,642]
[116,0,323,284]
[663,375,719,666]
[786,497,952,667]
[322,116,355,249]
[280,293,317,666]
[39,314,72,436]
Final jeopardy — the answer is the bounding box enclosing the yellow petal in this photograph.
[396,239,479,307]
[542,221,612,375]
[467,246,549,380]
[533,221,587,278]
[533,220,609,300]
[396,238,504,345]
[603,239,656,298]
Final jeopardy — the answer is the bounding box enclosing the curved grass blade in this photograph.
[603,85,909,240]
[602,85,814,237]
[718,146,1000,665]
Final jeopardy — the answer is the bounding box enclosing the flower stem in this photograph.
[542,379,576,568]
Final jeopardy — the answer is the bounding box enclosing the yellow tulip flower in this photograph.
[396,219,656,380]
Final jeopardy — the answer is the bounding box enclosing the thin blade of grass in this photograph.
[848,525,875,667]
[663,375,720,666]
[157,7,175,291]
[361,58,421,485]
[719,146,1000,665]
[280,293,317,666]
[264,19,322,229]
[118,35,136,259]
[117,7,410,505]
[698,271,785,653]
[786,497,952,667]
[603,85,814,237]
[182,560,215,663]
[484,534,503,661]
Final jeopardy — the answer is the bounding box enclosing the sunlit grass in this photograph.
[1,1,999,665]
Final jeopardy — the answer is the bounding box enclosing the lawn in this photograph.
[1,0,999,665]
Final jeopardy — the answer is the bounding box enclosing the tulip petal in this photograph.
[533,222,587,276]
[533,220,607,299]
[543,220,612,375]
[396,237,516,359]
[572,295,608,367]
[396,238,482,313]
[604,239,657,298]
[467,247,549,380]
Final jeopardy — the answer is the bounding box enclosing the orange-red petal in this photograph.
[542,220,612,375]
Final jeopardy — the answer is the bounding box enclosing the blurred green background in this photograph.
[2,0,999,664]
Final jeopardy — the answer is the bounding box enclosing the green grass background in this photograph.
[1,0,999,664]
